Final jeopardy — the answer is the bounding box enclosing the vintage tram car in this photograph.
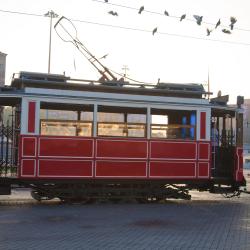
[0,71,246,201]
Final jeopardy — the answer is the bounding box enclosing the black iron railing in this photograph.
[0,122,18,177]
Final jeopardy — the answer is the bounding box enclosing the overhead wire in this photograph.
[1,4,250,84]
[0,7,250,47]
[70,18,250,47]
[0,8,43,17]
[1,5,250,85]
[92,0,250,33]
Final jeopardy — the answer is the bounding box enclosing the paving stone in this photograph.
[1,198,250,250]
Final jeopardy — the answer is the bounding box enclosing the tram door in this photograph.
[211,109,237,178]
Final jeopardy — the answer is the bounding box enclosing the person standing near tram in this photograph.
[211,122,219,175]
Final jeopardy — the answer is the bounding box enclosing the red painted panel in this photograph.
[198,143,210,160]
[150,141,196,159]
[150,161,196,177]
[96,161,147,177]
[28,102,36,133]
[96,139,147,158]
[39,138,93,157]
[39,160,93,177]
[198,162,209,178]
[22,137,36,157]
[200,112,206,139]
[22,159,35,176]
[237,148,243,169]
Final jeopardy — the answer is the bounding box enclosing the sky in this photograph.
[0,0,250,103]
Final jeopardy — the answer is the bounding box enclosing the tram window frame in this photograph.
[39,102,94,137]
[150,109,196,140]
[38,103,197,140]
[97,105,147,138]
[40,119,93,137]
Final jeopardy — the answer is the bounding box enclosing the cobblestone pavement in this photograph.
[0,197,250,250]
[1,170,250,250]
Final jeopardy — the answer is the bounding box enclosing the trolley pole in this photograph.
[44,10,58,74]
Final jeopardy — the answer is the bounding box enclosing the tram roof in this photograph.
[0,71,243,113]
[10,71,210,99]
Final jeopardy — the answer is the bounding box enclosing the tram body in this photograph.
[0,72,246,200]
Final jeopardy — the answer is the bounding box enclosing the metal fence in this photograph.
[0,122,18,177]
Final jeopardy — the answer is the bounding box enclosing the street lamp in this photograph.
[44,10,58,74]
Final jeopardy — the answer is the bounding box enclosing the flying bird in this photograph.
[180,14,186,21]
[206,28,212,36]
[193,15,203,25]
[164,10,169,16]
[152,27,158,35]
[222,29,231,34]
[138,6,144,14]
[229,16,237,30]
[215,19,221,29]
[108,10,118,16]
[100,54,108,59]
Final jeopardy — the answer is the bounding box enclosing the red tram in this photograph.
[0,71,246,201]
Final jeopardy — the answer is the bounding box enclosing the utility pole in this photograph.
[122,65,129,81]
[44,10,58,74]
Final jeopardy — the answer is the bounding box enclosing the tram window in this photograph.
[40,103,93,137]
[151,115,168,138]
[81,111,93,121]
[127,114,146,137]
[127,114,146,124]
[98,112,124,123]
[40,120,92,137]
[151,109,196,140]
[40,109,77,120]
[97,106,146,138]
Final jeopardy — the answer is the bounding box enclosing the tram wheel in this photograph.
[31,190,55,201]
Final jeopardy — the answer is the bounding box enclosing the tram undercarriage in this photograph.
[0,177,245,203]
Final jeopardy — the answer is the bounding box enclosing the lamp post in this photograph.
[44,10,58,74]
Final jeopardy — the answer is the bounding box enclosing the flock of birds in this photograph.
[104,1,237,36]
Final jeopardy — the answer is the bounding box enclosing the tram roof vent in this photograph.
[100,78,129,87]
[155,82,205,92]
[14,71,70,83]
[0,86,16,92]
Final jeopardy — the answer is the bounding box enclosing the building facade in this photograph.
[243,99,250,144]
[0,52,7,122]
[0,52,7,86]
